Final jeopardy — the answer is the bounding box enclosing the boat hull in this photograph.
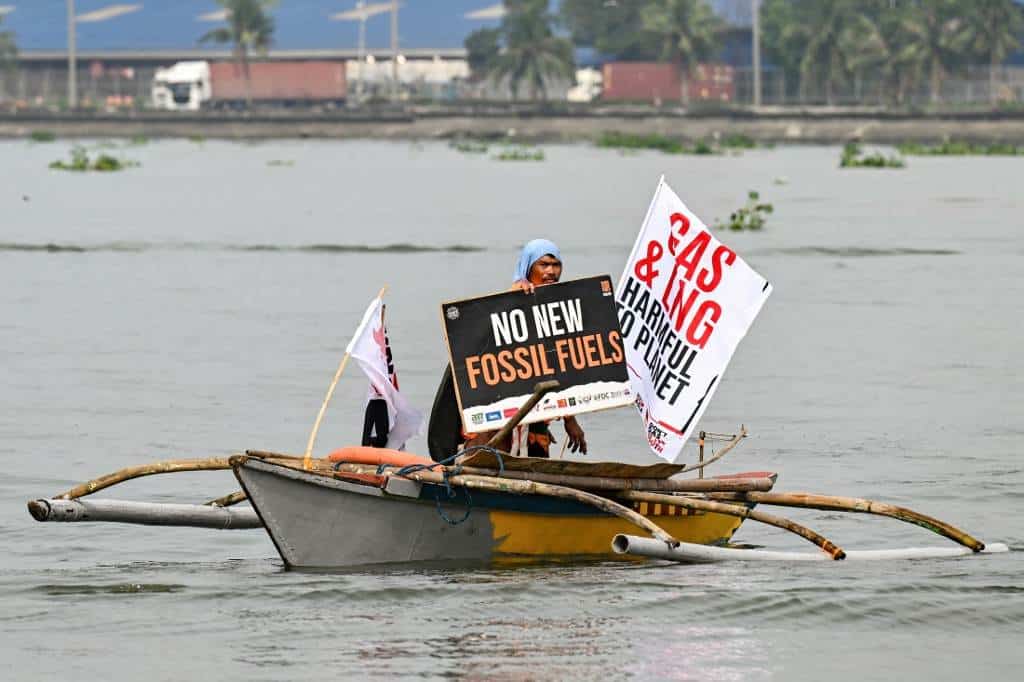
[235,459,746,569]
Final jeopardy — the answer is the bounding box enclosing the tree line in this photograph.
[471,0,1024,104]
[3,1,1021,107]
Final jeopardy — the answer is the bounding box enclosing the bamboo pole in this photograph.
[617,490,846,559]
[708,491,985,552]
[205,490,248,507]
[675,426,747,475]
[55,458,234,500]
[396,467,678,545]
[454,466,775,492]
[483,380,560,452]
[302,286,387,470]
[697,431,705,479]
[303,352,353,469]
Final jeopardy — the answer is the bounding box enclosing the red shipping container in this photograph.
[687,64,735,102]
[601,62,681,102]
[210,61,347,102]
[602,62,735,103]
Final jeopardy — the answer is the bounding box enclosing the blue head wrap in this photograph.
[513,239,561,283]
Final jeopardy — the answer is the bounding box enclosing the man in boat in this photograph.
[427,239,587,460]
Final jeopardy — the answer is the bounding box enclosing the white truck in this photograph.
[151,61,212,111]
[151,60,348,110]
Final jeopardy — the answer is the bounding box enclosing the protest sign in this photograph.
[442,276,632,433]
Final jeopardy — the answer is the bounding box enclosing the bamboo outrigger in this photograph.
[26,381,1006,568]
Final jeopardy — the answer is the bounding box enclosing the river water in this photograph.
[1,139,1021,680]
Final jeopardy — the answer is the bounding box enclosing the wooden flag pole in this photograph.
[303,286,387,470]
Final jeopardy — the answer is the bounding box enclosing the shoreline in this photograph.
[6,111,1024,144]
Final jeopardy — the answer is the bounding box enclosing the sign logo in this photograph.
[600,279,613,295]
[503,407,518,417]
[485,411,502,422]
[557,399,567,408]
[471,413,484,425]
[445,306,460,321]
[568,397,577,406]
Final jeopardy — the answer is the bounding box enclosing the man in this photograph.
[427,239,587,460]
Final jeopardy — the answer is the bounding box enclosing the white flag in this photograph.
[346,295,423,450]
[616,177,771,462]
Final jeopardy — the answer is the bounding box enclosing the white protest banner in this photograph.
[615,177,771,462]
[346,295,423,450]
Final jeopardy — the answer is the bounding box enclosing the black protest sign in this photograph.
[441,276,633,433]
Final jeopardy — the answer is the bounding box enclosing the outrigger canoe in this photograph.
[232,445,777,569]
[28,437,1004,567]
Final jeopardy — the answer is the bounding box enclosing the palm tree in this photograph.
[776,0,886,106]
[487,0,575,101]
[199,0,276,107]
[0,13,16,71]
[959,0,1024,104]
[836,8,890,104]
[894,0,965,105]
[465,27,502,82]
[639,0,722,105]
[560,0,659,61]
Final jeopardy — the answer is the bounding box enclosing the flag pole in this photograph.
[303,286,388,470]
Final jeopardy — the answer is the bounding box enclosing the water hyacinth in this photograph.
[494,147,544,161]
[716,191,774,231]
[840,142,906,168]
[596,131,757,155]
[897,140,1023,156]
[451,140,490,154]
[49,145,138,172]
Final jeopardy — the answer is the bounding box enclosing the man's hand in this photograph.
[512,279,536,294]
[563,416,587,455]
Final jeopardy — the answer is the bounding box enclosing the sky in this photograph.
[0,1,507,51]
[0,1,753,52]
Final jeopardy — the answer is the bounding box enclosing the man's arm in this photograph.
[563,416,587,454]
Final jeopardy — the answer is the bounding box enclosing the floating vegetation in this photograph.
[896,140,1023,156]
[266,159,295,167]
[188,135,206,144]
[494,146,545,161]
[840,142,906,169]
[128,134,149,146]
[692,139,715,155]
[718,133,757,149]
[596,131,754,155]
[715,191,773,231]
[49,145,138,172]
[29,130,57,143]
[597,131,684,154]
[450,140,490,154]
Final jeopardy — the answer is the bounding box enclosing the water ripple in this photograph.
[753,246,961,258]
[0,241,484,255]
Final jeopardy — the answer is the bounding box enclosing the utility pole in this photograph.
[390,0,399,100]
[356,0,366,101]
[752,0,761,108]
[67,0,77,109]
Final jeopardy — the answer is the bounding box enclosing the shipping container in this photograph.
[687,64,735,102]
[601,62,734,103]
[601,62,681,103]
[209,61,347,105]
